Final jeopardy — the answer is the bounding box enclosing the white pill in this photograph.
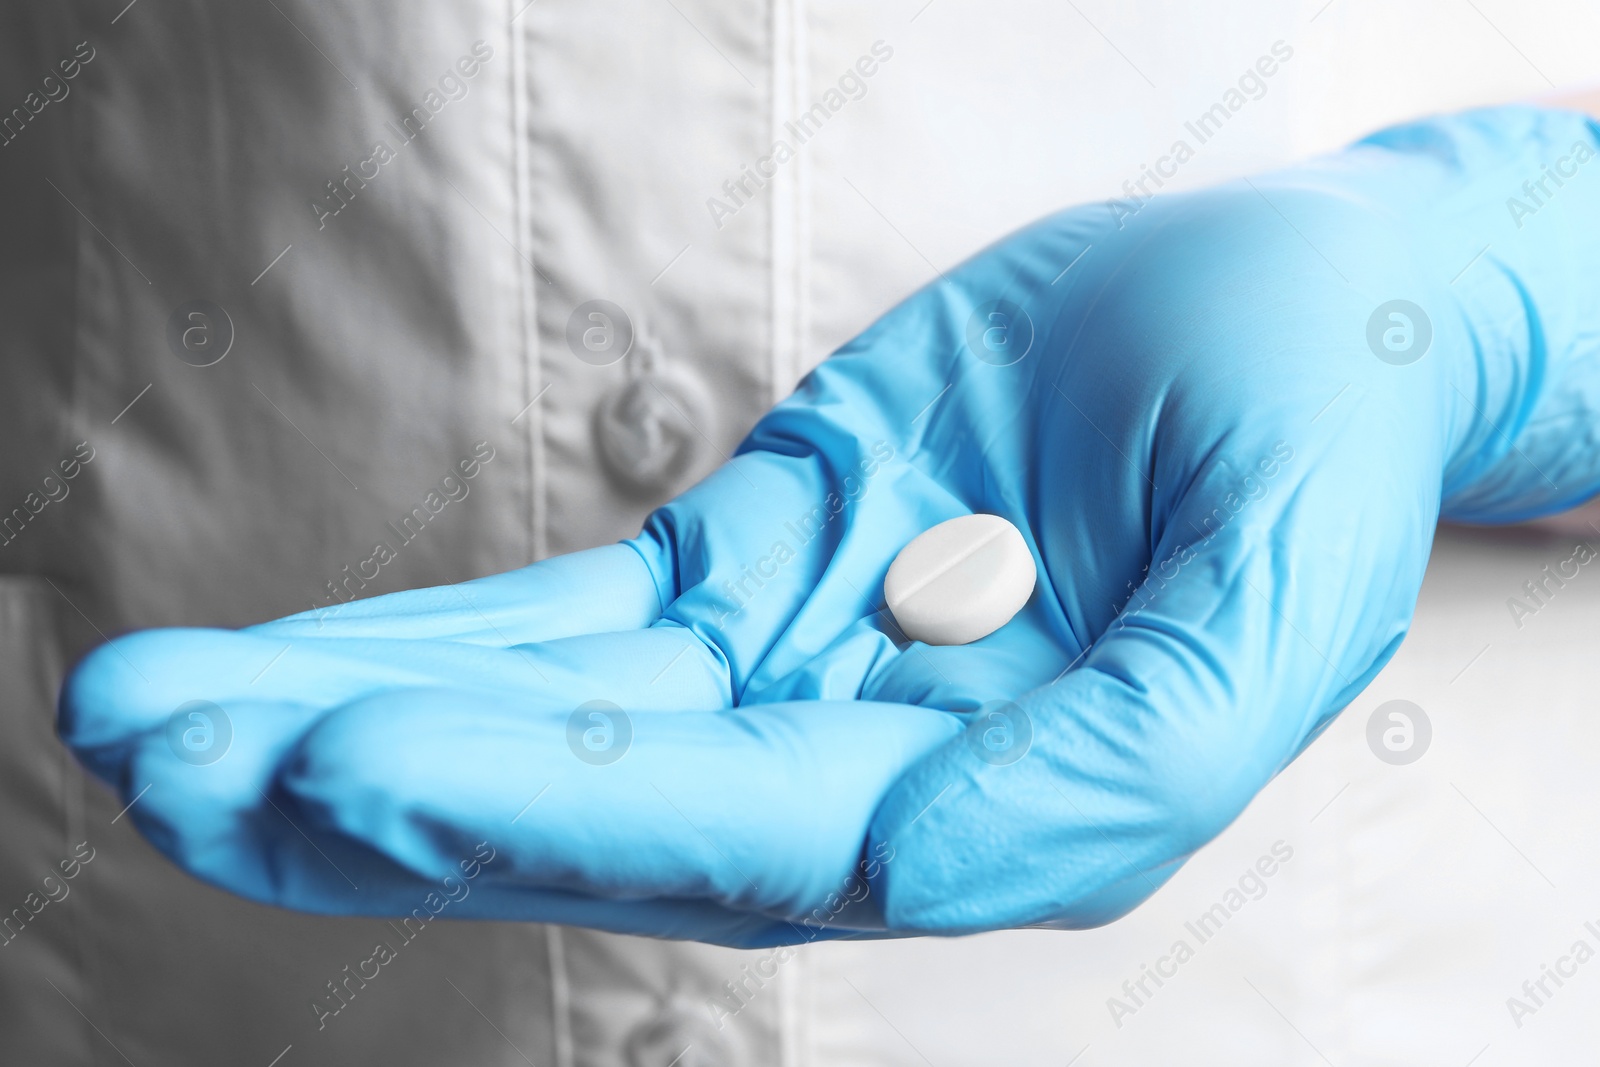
[884,514,1036,646]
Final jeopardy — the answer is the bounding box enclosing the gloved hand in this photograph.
[61,107,1600,945]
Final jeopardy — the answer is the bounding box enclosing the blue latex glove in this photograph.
[62,107,1600,944]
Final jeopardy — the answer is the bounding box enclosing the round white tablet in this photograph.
[884,513,1037,646]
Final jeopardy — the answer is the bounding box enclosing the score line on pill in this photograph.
[884,513,1037,645]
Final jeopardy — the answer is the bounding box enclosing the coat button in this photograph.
[623,1003,731,1067]
[593,367,711,496]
